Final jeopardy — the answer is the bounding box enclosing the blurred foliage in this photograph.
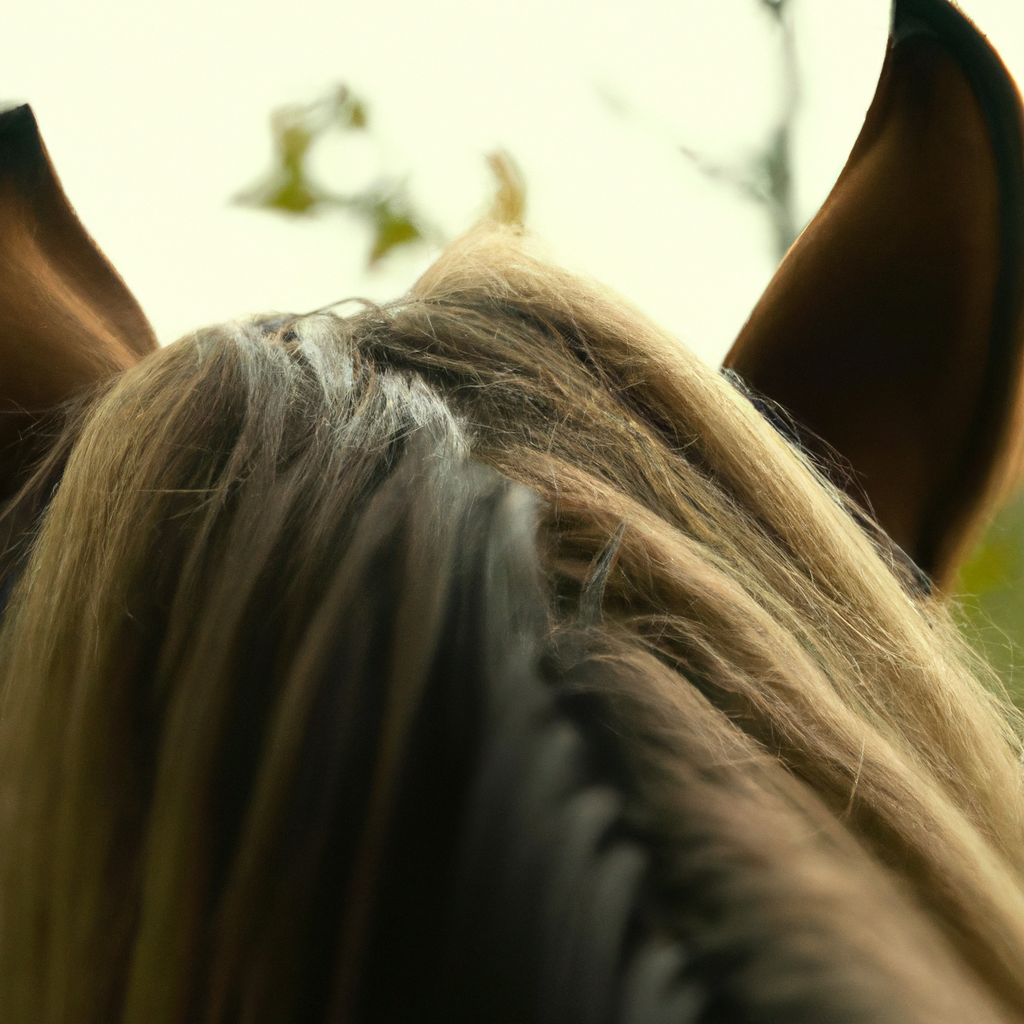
[956,494,1024,703]
[238,84,526,267]
[680,0,800,261]
[236,85,426,265]
[601,0,800,261]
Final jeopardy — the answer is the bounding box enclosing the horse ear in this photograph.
[724,0,1024,590]
[0,104,157,495]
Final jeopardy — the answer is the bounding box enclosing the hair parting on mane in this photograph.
[1,225,1024,1022]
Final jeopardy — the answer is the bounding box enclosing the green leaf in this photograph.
[235,85,372,217]
[237,84,434,265]
[366,196,422,264]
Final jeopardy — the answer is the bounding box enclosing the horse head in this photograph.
[3,1,1024,1022]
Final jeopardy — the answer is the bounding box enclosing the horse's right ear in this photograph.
[0,104,156,493]
[724,0,1024,591]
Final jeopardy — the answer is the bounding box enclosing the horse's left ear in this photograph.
[0,104,157,496]
[724,0,1024,591]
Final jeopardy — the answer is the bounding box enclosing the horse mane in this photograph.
[1,225,1024,1022]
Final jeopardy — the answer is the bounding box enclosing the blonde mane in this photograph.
[2,225,1024,1022]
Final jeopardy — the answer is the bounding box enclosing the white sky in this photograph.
[4,0,1024,365]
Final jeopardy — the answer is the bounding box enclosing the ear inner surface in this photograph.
[724,0,1024,589]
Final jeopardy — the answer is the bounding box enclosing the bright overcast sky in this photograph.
[5,0,1024,365]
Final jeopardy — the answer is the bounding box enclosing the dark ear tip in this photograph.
[0,103,37,131]
[890,0,988,55]
[0,104,49,188]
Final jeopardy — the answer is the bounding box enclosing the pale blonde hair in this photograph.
[2,225,1024,1021]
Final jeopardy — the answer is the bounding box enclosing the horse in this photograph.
[2,0,1024,1020]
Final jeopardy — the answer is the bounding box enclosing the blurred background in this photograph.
[5,0,1024,690]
